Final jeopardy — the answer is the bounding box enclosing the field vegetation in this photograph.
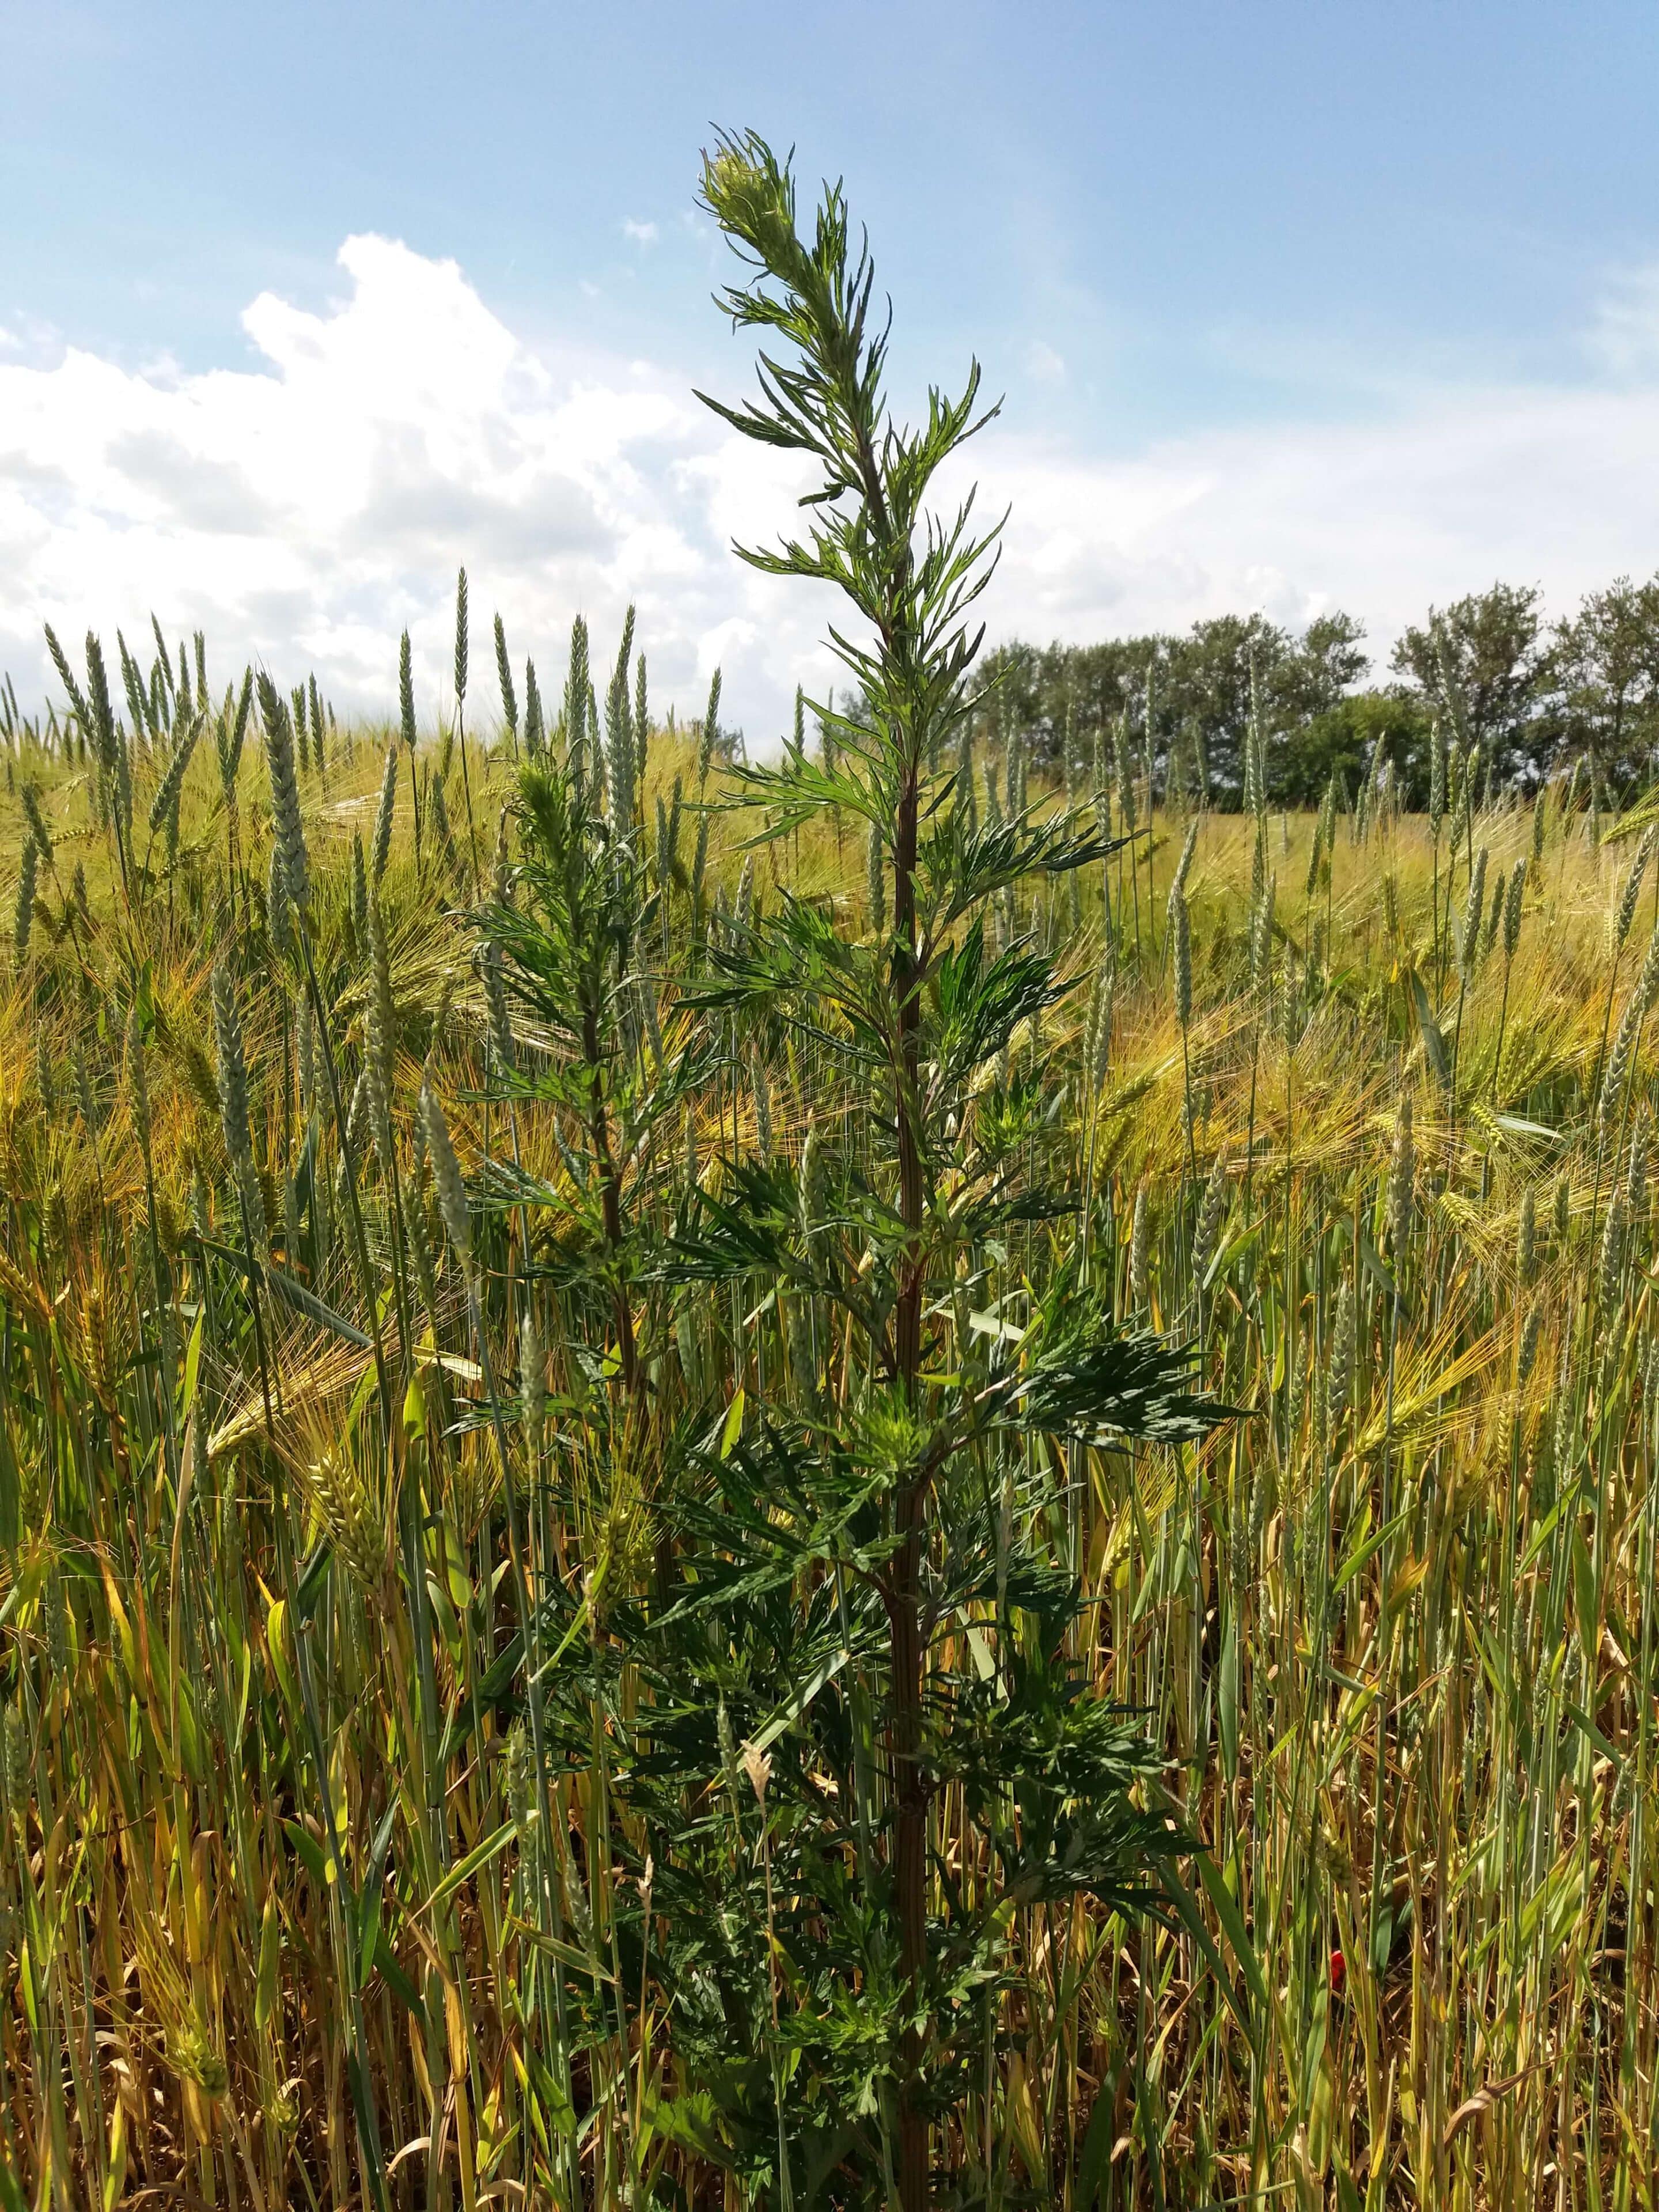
[3,137,1659,2212]
[987,571,1659,811]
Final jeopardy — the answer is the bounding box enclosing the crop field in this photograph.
[3,623,1657,2210]
[2,142,1658,2212]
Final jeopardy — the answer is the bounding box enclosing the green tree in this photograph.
[980,615,1369,809]
[1275,688,1434,808]
[1275,610,1369,723]
[981,635,1160,767]
[1391,582,1550,786]
[1552,573,1659,792]
[1161,612,1290,803]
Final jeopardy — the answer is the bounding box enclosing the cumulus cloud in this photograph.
[2,232,1658,742]
[975,368,1659,654]
[0,234,838,742]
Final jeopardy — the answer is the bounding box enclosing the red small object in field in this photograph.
[1330,1948,1346,1994]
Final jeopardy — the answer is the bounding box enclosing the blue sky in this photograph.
[3,1,1659,732]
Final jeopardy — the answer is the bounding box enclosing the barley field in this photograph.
[0,597,1656,2212]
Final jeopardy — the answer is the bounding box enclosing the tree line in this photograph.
[975,575,1659,808]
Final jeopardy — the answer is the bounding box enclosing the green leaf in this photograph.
[1073,2076,1118,2212]
[743,1644,852,1757]
[718,1388,745,1461]
[281,1818,329,1891]
[194,1234,371,1348]
[1013,1324,1233,1444]
[1332,1506,1410,1598]
[370,1927,428,2025]
[1195,1852,1270,2022]
[1409,969,1453,1094]
[357,1800,400,1988]
[421,1821,517,1915]
[1162,1874,1253,2035]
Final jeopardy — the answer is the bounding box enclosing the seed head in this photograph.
[1516,1184,1536,1283]
[483,941,513,1082]
[427,770,459,881]
[1388,1092,1415,1258]
[520,1305,546,1452]
[1518,1297,1543,1387]
[1599,1189,1627,1311]
[524,657,544,759]
[735,853,755,935]
[1615,827,1656,951]
[266,841,293,959]
[12,836,38,963]
[1627,1109,1650,1218]
[1551,1341,1577,1487]
[149,713,200,845]
[211,962,253,1175]
[502,1721,537,1840]
[1325,1279,1355,1432]
[257,673,309,912]
[308,1445,381,1592]
[371,739,399,885]
[1084,953,1115,1085]
[753,1065,773,1161]
[20,783,52,860]
[3,1708,33,1832]
[350,830,369,941]
[398,630,418,756]
[1166,820,1198,934]
[1129,1185,1150,1310]
[698,666,721,787]
[453,567,469,713]
[1113,716,1137,835]
[1503,857,1525,961]
[1191,1150,1228,1291]
[1460,848,1488,982]
[342,1066,371,1165]
[1601,993,1641,1136]
[1634,919,1659,1014]
[494,612,517,742]
[419,1079,472,1269]
[1249,878,1275,997]
[605,607,637,832]
[1173,893,1192,1029]
[493,807,511,905]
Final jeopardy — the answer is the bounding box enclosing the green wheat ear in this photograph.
[257,672,309,910]
[494,612,517,746]
[371,737,399,884]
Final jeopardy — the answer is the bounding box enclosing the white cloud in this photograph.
[2,233,1658,744]
[622,219,660,247]
[1023,339,1067,384]
[974,366,1659,656]
[0,234,834,744]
